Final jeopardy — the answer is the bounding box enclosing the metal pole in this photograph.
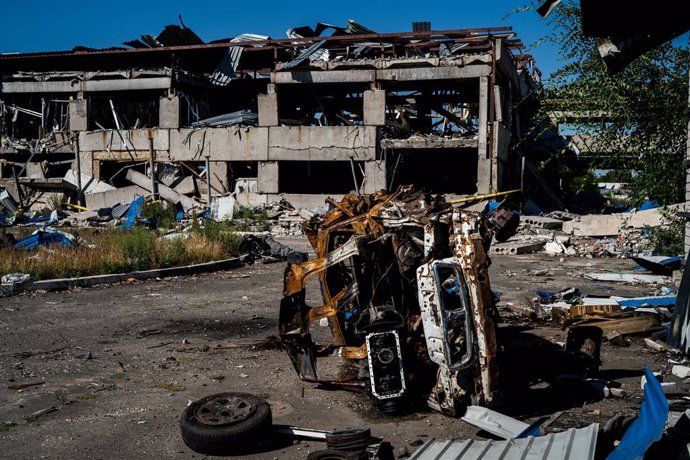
[349,157,360,195]
[75,136,84,206]
[148,130,158,200]
[205,156,212,208]
[520,156,526,192]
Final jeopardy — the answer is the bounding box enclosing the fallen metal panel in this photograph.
[583,273,668,284]
[670,255,690,352]
[281,40,327,69]
[461,406,529,439]
[606,366,668,460]
[410,424,599,460]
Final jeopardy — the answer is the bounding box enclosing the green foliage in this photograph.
[190,219,245,255]
[233,206,268,221]
[118,227,155,271]
[141,201,177,229]
[155,237,186,268]
[231,206,270,232]
[646,208,686,256]
[521,0,689,206]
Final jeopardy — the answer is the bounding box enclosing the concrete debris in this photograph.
[63,170,115,195]
[125,170,201,212]
[562,205,681,237]
[521,215,565,230]
[671,365,690,379]
[490,236,548,255]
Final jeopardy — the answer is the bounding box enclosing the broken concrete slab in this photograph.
[172,175,196,196]
[125,169,201,211]
[84,185,148,210]
[521,215,564,230]
[563,205,682,237]
[64,170,115,195]
[490,237,548,255]
[672,365,690,379]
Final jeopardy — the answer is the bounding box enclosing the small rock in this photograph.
[672,365,690,379]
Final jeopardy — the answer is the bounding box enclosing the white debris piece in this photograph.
[672,365,690,379]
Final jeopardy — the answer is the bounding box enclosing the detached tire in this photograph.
[307,449,366,460]
[180,392,272,455]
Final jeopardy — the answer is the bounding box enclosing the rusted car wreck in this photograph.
[279,187,517,415]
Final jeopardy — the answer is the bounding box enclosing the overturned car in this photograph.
[279,187,518,416]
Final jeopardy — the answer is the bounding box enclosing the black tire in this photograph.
[307,449,366,460]
[180,392,272,455]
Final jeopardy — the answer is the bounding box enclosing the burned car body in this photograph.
[279,188,516,415]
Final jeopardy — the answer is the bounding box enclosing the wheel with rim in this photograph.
[307,449,366,460]
[180,392,272,455]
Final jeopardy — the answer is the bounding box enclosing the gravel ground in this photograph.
[0,238,681,459]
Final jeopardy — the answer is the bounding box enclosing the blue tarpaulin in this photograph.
[618,296,676,308]
[606,366,669,460]
[121,196,144,230]
[14,230,74,250]
[638,200,660,211]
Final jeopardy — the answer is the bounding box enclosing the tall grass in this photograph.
[0,226,242,281]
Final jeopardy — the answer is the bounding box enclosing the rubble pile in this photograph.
[491,204,680,258]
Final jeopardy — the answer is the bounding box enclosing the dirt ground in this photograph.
[0,237,680,459]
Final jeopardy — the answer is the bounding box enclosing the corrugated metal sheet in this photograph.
[409,424,599,460]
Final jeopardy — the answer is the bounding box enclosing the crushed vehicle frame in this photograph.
[279,187,515,415]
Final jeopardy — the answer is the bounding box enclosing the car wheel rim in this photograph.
[194,395,256,426]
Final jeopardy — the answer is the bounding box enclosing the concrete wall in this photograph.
[267,126,377,161]
[235,192,342,209]
[258,93,279,127]
[363,90,386,126]
[79,129,169,152]
[363,160,387,193]
[257,161,279,194]
[169,128,269,161]
[69,99,88,132]
[159,96,180,129]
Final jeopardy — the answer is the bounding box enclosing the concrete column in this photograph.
[363,90,386,126]
[68,99,88,132]
[363,160,386,193]
[159,95,180,129]
[258,93,279,127]
[477,76,495,194]
[211,161,230,194]
[257,161,279,194]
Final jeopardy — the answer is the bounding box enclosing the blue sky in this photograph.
[1,1,561,75]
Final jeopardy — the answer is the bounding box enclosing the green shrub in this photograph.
[118,227,155,271]
[142,201,178,229]
[646,208,685,256]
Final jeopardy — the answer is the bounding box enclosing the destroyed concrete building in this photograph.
[0,21,539,212]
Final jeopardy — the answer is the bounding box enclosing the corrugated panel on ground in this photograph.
[409,424,599,460]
